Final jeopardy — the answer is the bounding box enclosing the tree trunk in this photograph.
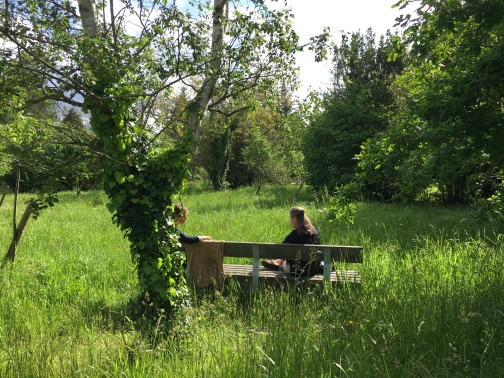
[294,181,304,201]
[4,203,33,263]
[77,0,100,36]
[187,0,227,140]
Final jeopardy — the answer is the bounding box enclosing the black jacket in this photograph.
[176,228,200,244]
[282,228,320,245]
[282,227,321,276]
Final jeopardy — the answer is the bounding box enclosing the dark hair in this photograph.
[172,203,187,219]
[289,207,314,236]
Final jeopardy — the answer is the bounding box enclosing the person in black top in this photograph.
[172,203,211,244]
[262,207,321,276]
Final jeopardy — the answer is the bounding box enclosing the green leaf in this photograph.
[114,171,126,184]
[98,113,110,122]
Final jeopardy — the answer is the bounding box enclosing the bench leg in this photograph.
[252,245,259,290]
[323,249,331,281]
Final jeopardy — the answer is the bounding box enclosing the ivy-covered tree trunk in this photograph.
[82,73,194,313]
[77,0,226,314]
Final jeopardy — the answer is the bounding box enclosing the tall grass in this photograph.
[0,186,502,377]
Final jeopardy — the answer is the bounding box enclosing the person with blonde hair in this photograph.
[262,206,321,276]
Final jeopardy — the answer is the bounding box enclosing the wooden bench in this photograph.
[221,241,363,289]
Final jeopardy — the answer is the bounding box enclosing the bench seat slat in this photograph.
[223,263,361,284]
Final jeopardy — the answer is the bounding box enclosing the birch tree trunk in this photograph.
[77,0,99,37]
[187,0,227,140]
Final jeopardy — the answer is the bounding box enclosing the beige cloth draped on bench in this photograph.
[184,241,224,291]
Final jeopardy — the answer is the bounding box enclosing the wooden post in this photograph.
[323,248,331,281]
[13,162,20,250]
[252,245,260,290]
[4,203,33,263]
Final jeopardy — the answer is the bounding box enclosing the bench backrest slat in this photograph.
[221,241,363,263]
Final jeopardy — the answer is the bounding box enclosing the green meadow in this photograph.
[0,186,503,377]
